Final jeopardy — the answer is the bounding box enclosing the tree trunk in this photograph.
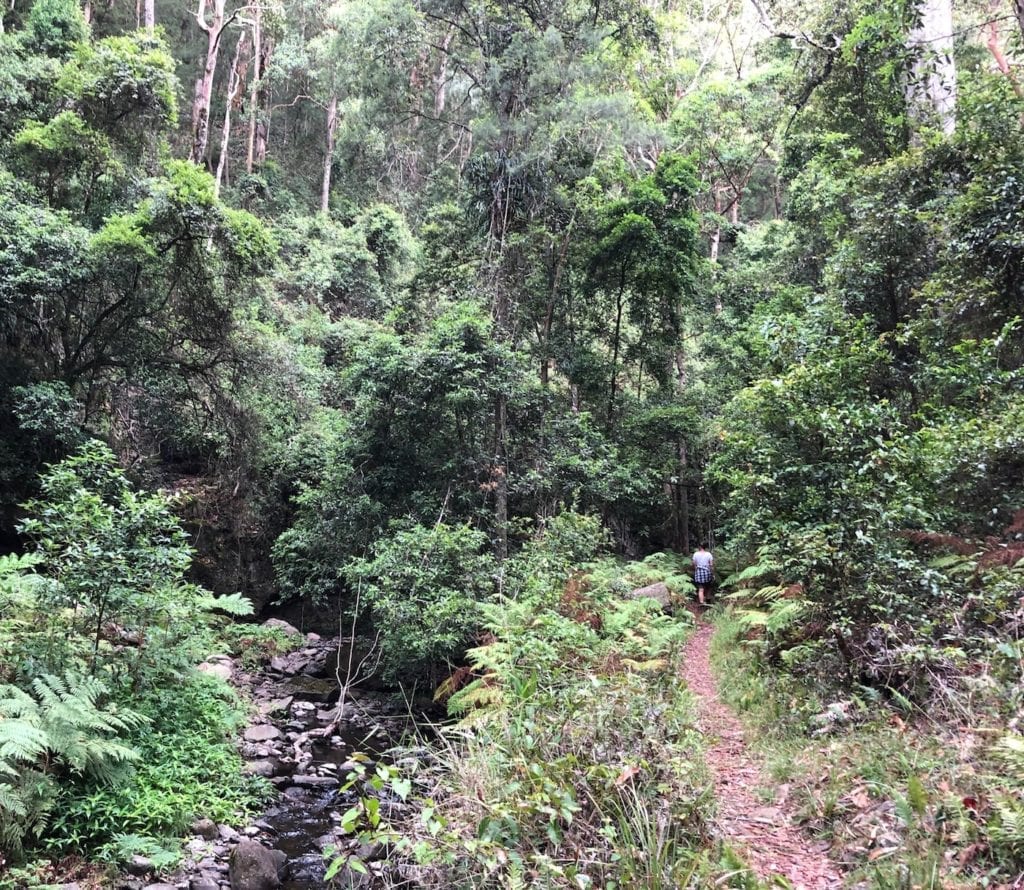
[1015,0,1024,43]
[907,0,956,135]
[246,5,262,173]
[985,2,1024,98]
[214,31,249,198]
[255,38,273,167]
[608,282,625,424]
[320,93,339,214]
[143,0,154,31]
[190,0,229,166]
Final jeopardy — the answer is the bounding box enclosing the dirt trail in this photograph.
[681,618,845,889]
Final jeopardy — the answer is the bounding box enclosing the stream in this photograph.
[173,624,428,890]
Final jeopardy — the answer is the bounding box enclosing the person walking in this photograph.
[692,544,714,606]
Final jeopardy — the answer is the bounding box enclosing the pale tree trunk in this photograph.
[710,191,724,313]
[907,0,956,135]
[83,0,92,24]
[320,93,339,214]
[214,31,249,198]
[191,0,229,166]
[246,5,262,173]
[143,0,154,30]
[1016,0,1024,43]
[254,37,273,167]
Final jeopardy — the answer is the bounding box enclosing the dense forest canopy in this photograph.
[3,0,1024,883]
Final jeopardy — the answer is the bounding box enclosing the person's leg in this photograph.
[698,585,705,605]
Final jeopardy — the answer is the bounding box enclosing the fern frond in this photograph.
[0,721,49,763]
[197,591,255,616]
[720,559,782,588]
[621,658,667,673]
[448,676,504,716]
[994,733,1024,785]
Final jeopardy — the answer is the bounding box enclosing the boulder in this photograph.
[281,676,338,703]
[261,618,301,637]
[126,855,155,876]
[197,661,232,681]
[189,879,219,890]
[626,581,672,609]
[243,759,277,777]
[228,840,287,890]
[257,696,293,717]
[290,774,338,787]
[243,724,281,742]
[192,818,219,841]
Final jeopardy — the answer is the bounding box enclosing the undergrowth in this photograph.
[40,674,271,865]
[323,523,747,888]
[711,609,1024,889]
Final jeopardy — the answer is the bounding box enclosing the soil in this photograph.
[681,615,845,889]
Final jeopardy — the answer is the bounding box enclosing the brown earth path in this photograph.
[681,616,845,889]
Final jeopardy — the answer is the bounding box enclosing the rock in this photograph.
[218,824,240,843]
[257,697,293,717]
[228,840,287,890]
[143,884,178,890]
[192,818,220,840]
[290,774,338,787]
[328,865,372,889]
[127,855,155,875]
[243,759,277,777]
[306,632,321,643]
[356,841,385,861]
[243,724,282,742]
[626,581,672,609]
[262,618,301,637]
[242,825,261,836]
[198,661,232,681]
[189,880,219,890]
[270,647,331,677]
[281,676,338,703]
[205,653,232,663]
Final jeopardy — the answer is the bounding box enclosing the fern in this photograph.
[447,676,505,716]
[0,672,147,856]
[989,794,1024,859]
[196,591,255,617]
[720,557,782,589]
[994,733,1024,785]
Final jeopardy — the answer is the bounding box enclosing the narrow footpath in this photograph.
[681,618,845,889]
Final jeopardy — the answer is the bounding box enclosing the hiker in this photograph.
[692,544,714,605]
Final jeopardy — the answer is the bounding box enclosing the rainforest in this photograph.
[1,0,1024,887]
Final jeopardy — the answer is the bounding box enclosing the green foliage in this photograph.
[0,672,145,858]
[45,674,270,854]
[11,440,249,692]
[346,522,496,685]
[22,0,87,59]
[57,33,179,135]
[336,554,708,888]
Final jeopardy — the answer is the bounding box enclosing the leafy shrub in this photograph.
[346,522,496,686]
[0,673,145,858]
[45,674,269,854]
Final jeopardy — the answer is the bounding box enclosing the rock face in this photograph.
[228,839,287,889]
[627,581,673,609]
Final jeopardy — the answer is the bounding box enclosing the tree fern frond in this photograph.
[0,721,49,763]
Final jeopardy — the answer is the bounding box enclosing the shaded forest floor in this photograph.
[682,616,845,889]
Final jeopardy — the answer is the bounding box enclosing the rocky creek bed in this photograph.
[115,621,422,890]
